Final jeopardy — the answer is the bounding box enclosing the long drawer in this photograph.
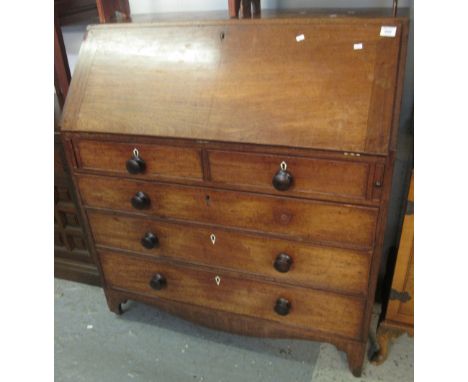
[88,211,371,294]
[100,250,365,340]
[78,175,378,249]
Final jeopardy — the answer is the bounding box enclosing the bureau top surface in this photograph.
[61,16,407,155]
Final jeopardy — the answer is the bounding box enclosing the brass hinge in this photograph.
[406,201,414,215]
[389,289,411,302]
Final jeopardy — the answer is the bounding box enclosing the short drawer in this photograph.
[100,250,365,340]
[78,175,378,249]
[208,150,376,201]
[89,211,371,294]
[74,139,203,180]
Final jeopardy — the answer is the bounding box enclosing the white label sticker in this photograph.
[380,26,397,37]
[353,43,363,50]
[296,34,305,42]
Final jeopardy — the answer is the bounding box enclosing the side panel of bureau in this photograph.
[88,211,371,295]
[78,174,379,249]
[100,250,365,340]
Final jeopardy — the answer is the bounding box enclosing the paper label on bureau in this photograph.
[380,26,397,37]
[296,34,305,42]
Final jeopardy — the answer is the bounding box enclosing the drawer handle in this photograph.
[272,161,293,191]
[149,273,167,291]
[141,232,159,249]
[274,297,291,316]
[131,191,150,210]
[274,253,293,273]
[126,148,146,174]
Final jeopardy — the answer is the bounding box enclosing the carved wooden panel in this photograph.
[55,132,100,285]
[54,5,100,285]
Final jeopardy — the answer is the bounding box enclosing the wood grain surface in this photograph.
[62,19,403,154]
[59,14,409,377]
[78,174,379,249]
[76,138,203,180]
[88,210,371,295]
[100,250,365,340]
[68,132,387,205]
[208,149,373,200]
[385,173,414,325]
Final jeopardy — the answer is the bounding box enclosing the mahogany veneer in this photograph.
[88,211,371,295]
[61,14,408,377]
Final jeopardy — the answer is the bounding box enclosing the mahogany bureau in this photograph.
[60,14,408,377]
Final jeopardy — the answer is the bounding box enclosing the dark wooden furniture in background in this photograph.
[54,0,133,284]
[372,171,414,364]
[54,123,100,285]
[55,0,98,24]
[55,0,128,24]
[54,5,100,286]
[60,14,408,376]
[54,14,71,109]
[228,0,261,19]
[96,0,130,23]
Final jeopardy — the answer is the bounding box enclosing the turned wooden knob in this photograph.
[272,161,293,191]
[131,191,150,210]
[126,150,146,174]
[141,232,159,249]
[149,273,167,290]
[274,297,291,316]
[274,253,292,273]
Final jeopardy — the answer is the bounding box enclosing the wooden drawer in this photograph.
[100,250,365,340]
[88,211,371,294]
[78,175,378,249]
[208,150,375,201]
[74,139,203,180]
